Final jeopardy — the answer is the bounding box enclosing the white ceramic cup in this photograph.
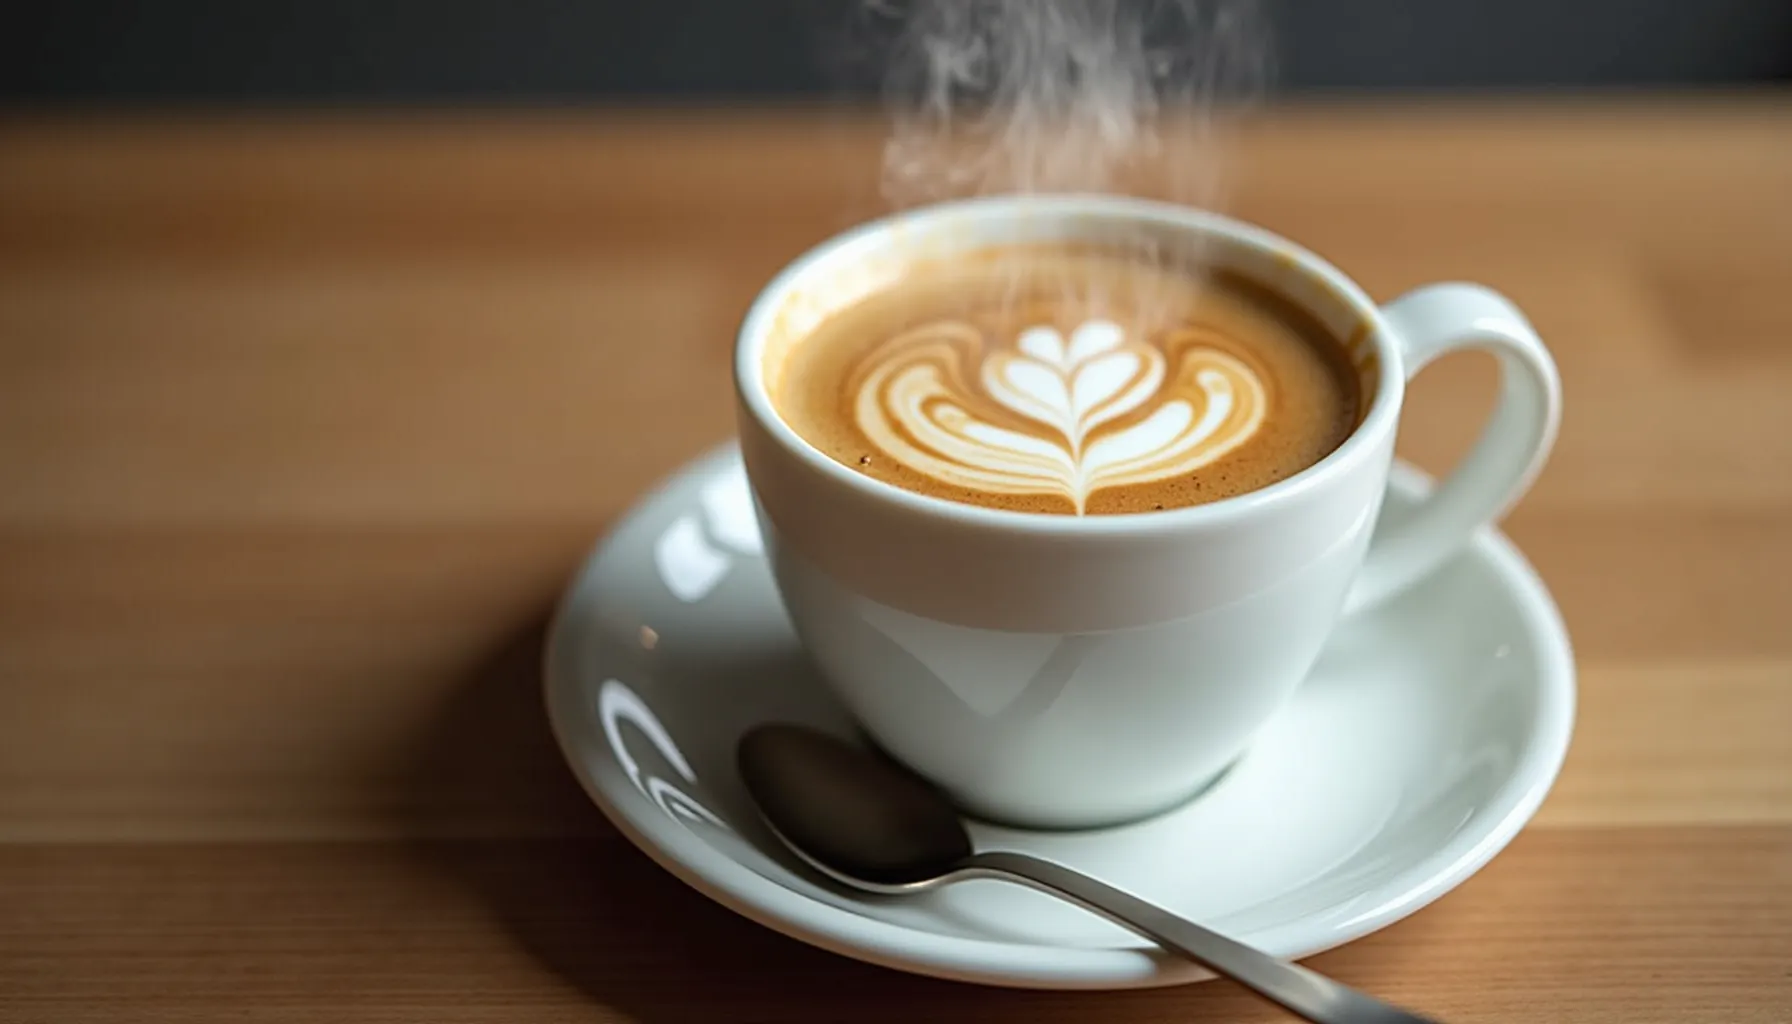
[734,194,1560,829]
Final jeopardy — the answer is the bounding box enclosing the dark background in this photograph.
[3,0,1790,107]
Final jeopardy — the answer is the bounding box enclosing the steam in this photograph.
[871,0,1273,210]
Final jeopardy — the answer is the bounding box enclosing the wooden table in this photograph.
[2,98,1789,1022]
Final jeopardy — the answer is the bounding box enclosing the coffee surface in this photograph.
[768,244,1361,515]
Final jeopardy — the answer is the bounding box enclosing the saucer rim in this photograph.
[543,444,1577,990]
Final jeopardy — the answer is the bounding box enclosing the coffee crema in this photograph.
[768,244,1363,515]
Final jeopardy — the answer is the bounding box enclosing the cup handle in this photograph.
[1345,283,1562,614]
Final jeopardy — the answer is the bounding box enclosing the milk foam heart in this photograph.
[853,317,1266,513]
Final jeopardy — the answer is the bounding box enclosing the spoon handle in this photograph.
[963,851,1442,1023]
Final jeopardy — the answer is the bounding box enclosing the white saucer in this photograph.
[543,443,1575,990]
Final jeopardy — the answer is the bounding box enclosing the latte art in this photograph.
[769,245,1361,516]
[854,318,1266,512]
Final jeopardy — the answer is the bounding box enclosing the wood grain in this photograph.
[2,830,1787,1023]
[2,98,1790,1020]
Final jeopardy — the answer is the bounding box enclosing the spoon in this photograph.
[738,723,1443,1024]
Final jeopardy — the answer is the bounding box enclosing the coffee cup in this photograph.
[734,194,1559,829]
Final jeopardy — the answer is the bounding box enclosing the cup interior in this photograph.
[736,194,1402,528]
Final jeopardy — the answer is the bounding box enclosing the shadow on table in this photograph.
[404,613,1438,1023]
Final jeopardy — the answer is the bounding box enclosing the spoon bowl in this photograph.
[738,723,970,889]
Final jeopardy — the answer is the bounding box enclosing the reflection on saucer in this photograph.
[596,677,725,830]
[652,464,763,603]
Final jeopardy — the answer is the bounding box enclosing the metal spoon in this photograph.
[737,723,1443,1023]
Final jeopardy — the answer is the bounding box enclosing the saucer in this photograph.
[543,443,1576,990]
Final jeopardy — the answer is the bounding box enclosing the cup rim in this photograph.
[734,193,1405,536]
